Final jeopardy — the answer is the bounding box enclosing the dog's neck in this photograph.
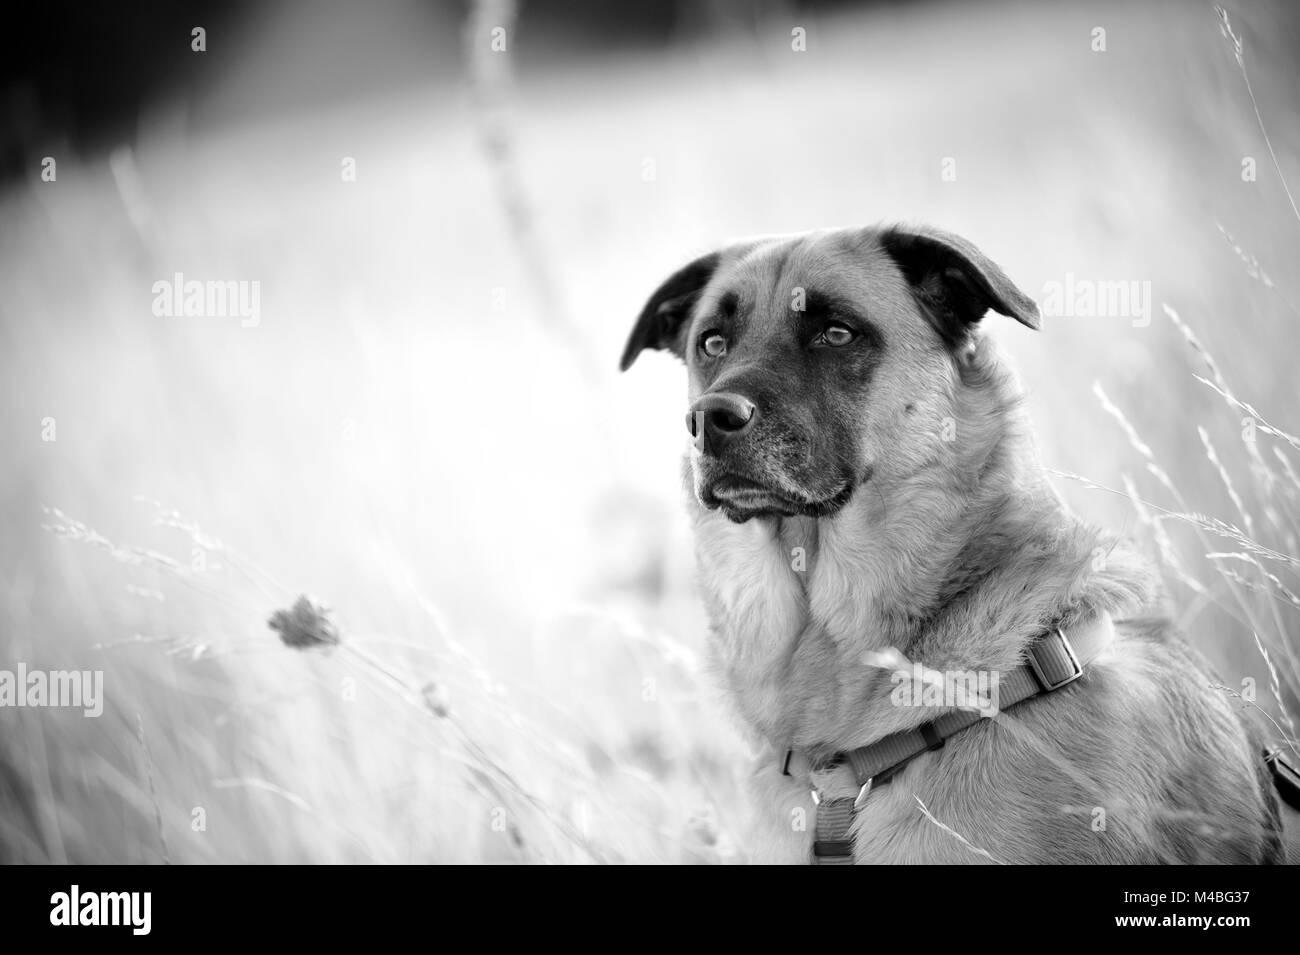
[690,345,1154,752]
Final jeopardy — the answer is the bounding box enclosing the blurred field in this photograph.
[2,0,1299,863]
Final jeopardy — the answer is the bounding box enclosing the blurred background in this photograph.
[2,0,1298,863]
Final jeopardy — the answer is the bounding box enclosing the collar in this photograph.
[782,612,1116,864]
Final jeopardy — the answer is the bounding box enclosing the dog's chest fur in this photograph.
[688,466,1045,750]
[693,506,901,745]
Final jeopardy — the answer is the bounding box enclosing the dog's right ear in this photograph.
[620,251,722,372]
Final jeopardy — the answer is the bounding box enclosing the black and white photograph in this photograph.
[2,0,1300,907]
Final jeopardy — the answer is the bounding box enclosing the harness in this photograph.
[783,613,1117,865]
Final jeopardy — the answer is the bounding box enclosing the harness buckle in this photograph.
[853,778,874,811]
[810,779,873,810]
[1027,628,1083,692]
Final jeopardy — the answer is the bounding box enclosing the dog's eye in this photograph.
[815,323,856,347]
[700,332,728,358]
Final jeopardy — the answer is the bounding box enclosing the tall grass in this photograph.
[1060,303,1300,758]
[7,495,744,864]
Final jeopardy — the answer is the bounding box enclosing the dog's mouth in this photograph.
[702,472,857,522]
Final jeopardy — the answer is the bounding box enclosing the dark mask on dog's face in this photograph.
[620,226,1040,523]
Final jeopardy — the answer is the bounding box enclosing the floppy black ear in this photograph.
[878,226,1040,348]
[620,251,721,371]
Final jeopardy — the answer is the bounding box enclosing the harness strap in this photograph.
[786,612,1116,864]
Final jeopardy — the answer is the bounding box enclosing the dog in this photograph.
[620,224,1284,863]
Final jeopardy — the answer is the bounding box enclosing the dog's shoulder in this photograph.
[839,619,1284,864]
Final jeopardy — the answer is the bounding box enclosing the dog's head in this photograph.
[620,225,1040,523]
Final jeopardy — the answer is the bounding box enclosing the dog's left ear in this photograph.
[878,226,1040,347]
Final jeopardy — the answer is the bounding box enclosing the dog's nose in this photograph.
[686,392,757,454]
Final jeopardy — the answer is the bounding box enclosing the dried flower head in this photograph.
[421,680,451,718]
[268,595,341,651]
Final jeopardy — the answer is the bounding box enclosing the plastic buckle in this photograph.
[1028,628,1083,692]
[811,779,873,809]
